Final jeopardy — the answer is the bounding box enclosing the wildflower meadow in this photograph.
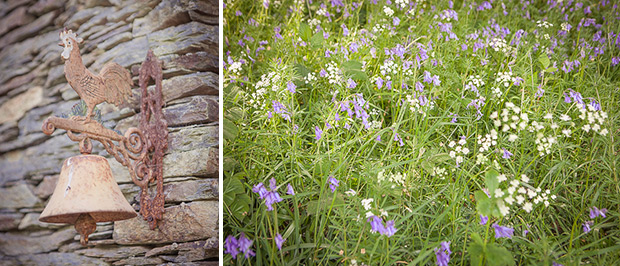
[223,0,619,265]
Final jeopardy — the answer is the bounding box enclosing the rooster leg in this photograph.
[84,105,94,123]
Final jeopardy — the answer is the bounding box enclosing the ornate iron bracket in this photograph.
[42,50,168,229]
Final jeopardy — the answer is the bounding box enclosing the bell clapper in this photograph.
[75,213,97,246]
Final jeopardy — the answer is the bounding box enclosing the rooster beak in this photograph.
[58,42,64,47]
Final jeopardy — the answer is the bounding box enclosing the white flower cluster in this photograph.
[577,103,609,136]
[395,0,408,9]
[496,174,556,216]
[377,169,405,187]
[405,94,434,117]
[430,166,447,180]
[326,62,343,85]
[536,20,553,28]
[489,38,514,56]
[308,18,321,28]
[495,71,518,87]
[467,75,485,88]
[371,22,390,36]
[534,133,557,156]
[383,6,394,17]
[379,60,399,78]
[561,22,571,32]
[448,137,469,167]
[249,71,283,108]
[316,8,328,17]
[491,102,529,135]
[228,61,242,77]
[490,87,503,98]
[304,72,317,84]
[476,129,498,152]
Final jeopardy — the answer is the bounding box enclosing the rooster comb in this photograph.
[60,28,83,43]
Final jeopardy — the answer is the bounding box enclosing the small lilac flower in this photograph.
[450,113,457,123]
[415,81,424,92]
[589,207,607,219]
[287,81,296,93]
[347,78,357,88]
[423,71,433,83]
[553,262,564,266]
[315,126,323,140]
[384,220,397,237]
[502,148,513,159]
[376,77,384,89]
[434,241,451,266]
[320,69,327,77]
[393,17,400,26]
[264,190,283,211]
[492,223,514,238]
[480,215,488,225]
[252,183,269,199]
[376,135,381,142]
[238,232,256,258]
[328,176,339,192]
[269,178,277,190]
[583,220,593,233]
[287,184,295,195]
[275,233,285,250]
[535,87,545,98]
[367,215,386,234]
[225,235,240,259]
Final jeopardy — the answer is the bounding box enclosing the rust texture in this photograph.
[75,213,97,246]
[41,30,168,231]
[136,50,169,229]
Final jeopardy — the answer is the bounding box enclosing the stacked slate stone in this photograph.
[0,0,219,265]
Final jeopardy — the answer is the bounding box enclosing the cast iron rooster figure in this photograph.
[59,28,132,122]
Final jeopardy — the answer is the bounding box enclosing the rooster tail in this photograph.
[100,62,132,108]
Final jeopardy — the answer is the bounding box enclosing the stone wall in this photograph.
[0,0,219,265]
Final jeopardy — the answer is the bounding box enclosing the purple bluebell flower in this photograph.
[253,183,269,199]
[492,223,514,238]
[328,176,339,192]
[341,24,349,36]
[320,69,327,77]
[347,78,357,88]
[376,135,381,142]
[553,262,564,266]
[269,178,277,190]
[386,80,392,90]
[394,131,404,146]
[415,81,424,92]
[423,71,433,83]
[450,113,458,123]
[376,77,384,89]
[275,233,285,250]
[264,190,283,211]
[563,93,571,103]
[384,220,397,236]
[274,26,283,40]
[434,241,451,266]
[480,215,488,225]
[286,184,295,195]
[583,221,593,233]
[589,100,601,111]
[535,87,545,98]
[315,126,323,140]
[589,207,607,219]
[349,42,359,53]
[323,30,330,39]
[368,215,386,234]
[287,81,296,93]
[393,17,400,26]
[225,235,240,259]
[502,148,513,159]
[238,232,256,258]
[235,10,242,16]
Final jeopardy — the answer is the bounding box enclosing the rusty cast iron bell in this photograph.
[39,155,136,245]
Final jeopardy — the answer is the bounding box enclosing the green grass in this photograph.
[223,0,620,265]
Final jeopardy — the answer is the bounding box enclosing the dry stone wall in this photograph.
[0,0,219,265]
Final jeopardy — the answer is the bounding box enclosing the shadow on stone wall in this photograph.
[0,0,219,265]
